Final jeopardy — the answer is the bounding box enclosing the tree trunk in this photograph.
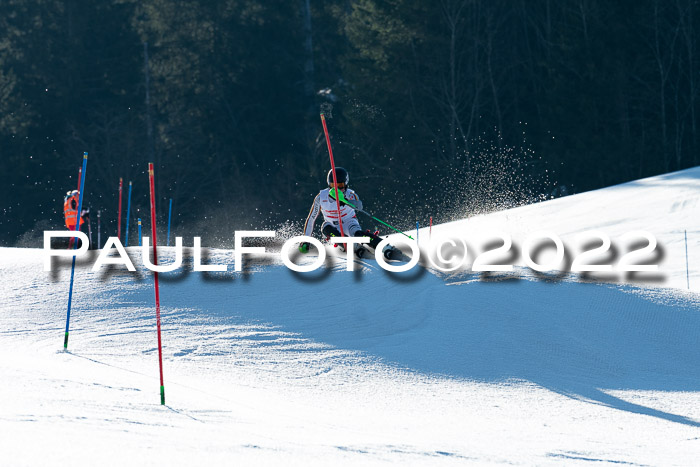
[301,0,317,164]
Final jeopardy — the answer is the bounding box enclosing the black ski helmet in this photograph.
[327,167,349,187]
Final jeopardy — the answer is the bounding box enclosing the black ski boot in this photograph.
[355,246,369,258]
[382,245,398,260]
[325,234,347,252]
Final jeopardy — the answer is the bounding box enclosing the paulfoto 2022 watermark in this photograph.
[44,229,662,275]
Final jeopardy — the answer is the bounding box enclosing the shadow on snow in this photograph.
[147,263,700,427]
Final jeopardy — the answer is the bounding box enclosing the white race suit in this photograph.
[303,188,364,237]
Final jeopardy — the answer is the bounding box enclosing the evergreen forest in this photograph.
[2,0,699,245]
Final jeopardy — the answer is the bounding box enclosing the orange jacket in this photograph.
[63,193,84,229]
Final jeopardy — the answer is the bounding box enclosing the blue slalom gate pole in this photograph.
[125,181,133,247]
[685,230,690,290]
[167,198,173,246]
[138,219,142,246]
[416,221,419,244]
[64,152,88,349]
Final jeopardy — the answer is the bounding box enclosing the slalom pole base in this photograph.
[64,332,69,349]
[160,385,165,405]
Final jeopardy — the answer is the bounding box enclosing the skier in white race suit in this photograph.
[300,167,395,259]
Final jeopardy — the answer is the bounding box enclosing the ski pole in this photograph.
[356,207,413,240]
[330,189,413,240]
[64,152,88,349]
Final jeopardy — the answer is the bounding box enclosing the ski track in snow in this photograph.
[2,167,700,465]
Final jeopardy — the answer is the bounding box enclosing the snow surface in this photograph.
[1,167,700,465]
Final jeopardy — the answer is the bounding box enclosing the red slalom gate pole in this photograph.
[320,113,345,237]
[118,178,123,241]
[148,163,166,405]
[429,216,433,240]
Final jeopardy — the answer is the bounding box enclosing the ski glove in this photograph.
[329,188,352,207]
[299,242,310,253]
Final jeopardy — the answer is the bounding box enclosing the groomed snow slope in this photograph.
[412,166,700,292]
[1,167,699,465]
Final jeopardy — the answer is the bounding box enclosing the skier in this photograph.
[63,190,90,249]
[300,167,397,259]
